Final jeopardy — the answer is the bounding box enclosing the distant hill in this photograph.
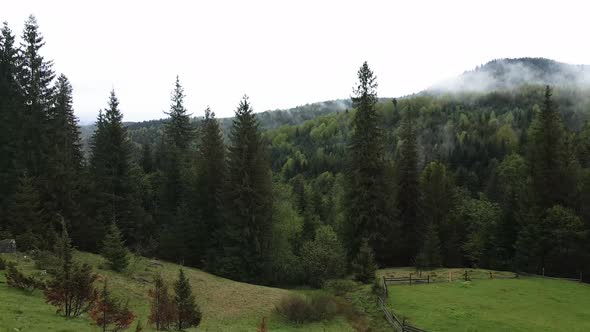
[428,58,590,93]
[80,99,353,148]
[80,58,590,147]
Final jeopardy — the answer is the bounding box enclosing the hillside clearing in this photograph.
[0,252,354,331]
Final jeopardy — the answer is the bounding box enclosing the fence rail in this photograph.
[378,277,427,332]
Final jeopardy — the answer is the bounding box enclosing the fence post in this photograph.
[464,270,468,281]
[428,274,430,284]
[449,270,452,282]
[542,267,545,277]
[490,271,493,279]
[410,274,412,285]
[580,272,583,283]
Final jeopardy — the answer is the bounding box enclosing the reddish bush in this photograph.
[90,280,135,332]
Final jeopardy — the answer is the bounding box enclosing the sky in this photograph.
[3,0,590,124]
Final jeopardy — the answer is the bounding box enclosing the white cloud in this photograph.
[3,0,590,123]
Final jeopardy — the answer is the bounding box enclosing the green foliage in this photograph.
[148,274,175,330]
[5,262,44,293]
[323,279,360,296]
[415,223,442,270]
[275,294,339,324]
[301,225,346,288]
[163,76,195,151]
[346,62,394,265]
[102,223,129,272]
[173,269,201,330]
[396,107,421,265]
[219,95,273,282]
[527,86,575,209]
[351,238,377,283]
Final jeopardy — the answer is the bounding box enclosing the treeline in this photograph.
[1,16,589,289]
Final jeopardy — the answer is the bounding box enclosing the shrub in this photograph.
[90,280,135,332]
[352,238,377,283]
[0,256,6,270]
[32,250,60,274]
[148,275,175,330]
[275,294,340,324]
[323,279,359,296]
[300,225,346,288]
[102,223,130,272]
[173,269,201,330]
[5,262,44,293]
[44,263,98,317]
[275,295,312,324]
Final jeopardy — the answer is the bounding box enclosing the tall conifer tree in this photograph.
[219,96,273,282]
[396,107,420,265]
[345,62,393,265]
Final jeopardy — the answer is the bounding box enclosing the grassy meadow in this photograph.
[385,275,590,332]
[0,252,353,332]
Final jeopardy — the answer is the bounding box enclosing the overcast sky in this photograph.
[4,0,590,124]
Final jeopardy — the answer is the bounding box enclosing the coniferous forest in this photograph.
[2,14,590,297]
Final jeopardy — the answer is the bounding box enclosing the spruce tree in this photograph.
[7,175,44,250]
[415,223,442,270]
[45,74,83,226]
[396,107,421,265]
[102,223,129,272]
[141,143,153,174]
[173,269,201,330]
[164,76,194,152]
[527,86,572,209]
[0,22,21,214]
[220,96,273,282]
[352,238,378,283]
[17,15,54,177]
[345,62,394,265]
[196,107,225,265]
[89,91,145,248]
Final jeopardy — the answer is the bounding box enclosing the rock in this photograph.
[0,239,16,253]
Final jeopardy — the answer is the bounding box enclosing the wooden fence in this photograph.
[378,277,428,332]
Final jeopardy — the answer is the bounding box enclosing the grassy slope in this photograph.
[0,252,353,332]
[386,276,590,332]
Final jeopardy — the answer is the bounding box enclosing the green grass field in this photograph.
[0,252,353,332]
[385,275,590,332]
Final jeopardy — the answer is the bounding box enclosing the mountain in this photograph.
[428,58,590,93]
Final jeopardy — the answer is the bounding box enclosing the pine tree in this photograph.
[415,223,442,270]
[220,96,273,282]
[345,62,394,265]
[173,269,201,330]
[164,76,194,152]
[17,15,55,177]
[45,216,98,318]
[102,223,129,272]
[528,86,572,209]
[45,74,83,226]
[88,91,145,248]
[148,275,174,330]
[352,238,378,283]
[396,107,421,265]
[0,22,21,216]
[140,143,153,174]
[196,107,225,266]
[7,175,44,250]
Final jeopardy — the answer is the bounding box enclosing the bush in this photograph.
[0,256,6,270]
[5,262,45,293]
[300,225,346,288]
[323,279,359,296]
[275,294,340,324]
[351,238,377,283]
[32,250,60,274]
